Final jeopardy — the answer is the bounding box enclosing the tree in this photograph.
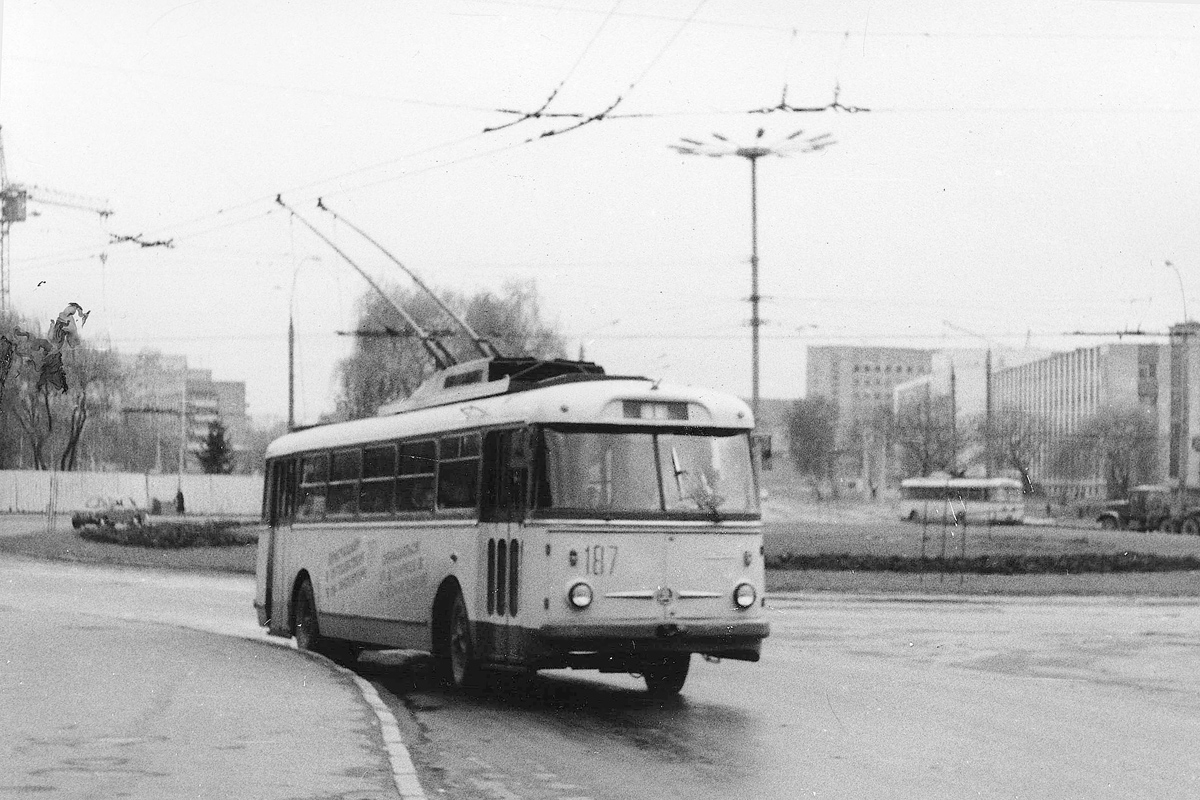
[1051,404,1157,499]
[239,416,289,474]
[336,279,566,419]
[784,395,838,499]
[0,306,123,470]
[894,393,956,478]
[196,419,235,474]
[978,408,1043,493]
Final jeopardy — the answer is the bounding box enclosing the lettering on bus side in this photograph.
[379,541,428,599]
[324,537,369,599]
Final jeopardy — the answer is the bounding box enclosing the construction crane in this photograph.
[0,126,113,315]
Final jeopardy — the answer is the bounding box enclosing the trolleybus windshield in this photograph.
[536,426,758,519]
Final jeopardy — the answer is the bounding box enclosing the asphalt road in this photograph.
[3,550,1199,800]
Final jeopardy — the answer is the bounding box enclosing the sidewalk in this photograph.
[1,603,425,799]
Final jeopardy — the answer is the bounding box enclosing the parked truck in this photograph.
[1096,484,1200,533]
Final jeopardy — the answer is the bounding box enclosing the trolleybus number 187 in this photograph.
[573,544,618,576]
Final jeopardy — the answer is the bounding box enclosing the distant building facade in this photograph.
[118,351,249,473]
[806,345,935,492]
[987,323,1200,497]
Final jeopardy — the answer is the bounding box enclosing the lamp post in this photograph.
[670,128,835,421]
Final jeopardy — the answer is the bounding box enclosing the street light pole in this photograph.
[671,129,834,422]
[747,150,762,418]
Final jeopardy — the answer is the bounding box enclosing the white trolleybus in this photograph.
[898,475,1025,525]
[255,356,768,695]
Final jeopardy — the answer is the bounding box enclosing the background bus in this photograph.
[898,476,1025,525]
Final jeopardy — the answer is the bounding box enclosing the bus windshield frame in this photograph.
[530,424,760,522]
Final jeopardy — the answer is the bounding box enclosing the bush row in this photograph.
[766,551,1200,575]
[78,521,258,550]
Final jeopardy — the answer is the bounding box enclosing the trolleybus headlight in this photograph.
[733,583,756,610]
[568,582,593,609]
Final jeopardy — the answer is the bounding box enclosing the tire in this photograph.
[1099,517,1119,531]
[441,591,484,691]
[293,579,356,664]
[1182,517,1200,536]
[642,654,690,696]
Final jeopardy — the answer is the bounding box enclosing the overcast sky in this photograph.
[2,0,1197,426]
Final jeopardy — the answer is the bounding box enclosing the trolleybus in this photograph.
[255,356,768,695]
[898,475,1025,525]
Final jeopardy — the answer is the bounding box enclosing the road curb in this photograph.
[255,638,430,800]
[342,667,429,800]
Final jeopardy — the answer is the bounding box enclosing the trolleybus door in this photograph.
[481,429,529,663]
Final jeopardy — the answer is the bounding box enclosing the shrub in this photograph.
[77,521,258,549]
[766,551,1200,574]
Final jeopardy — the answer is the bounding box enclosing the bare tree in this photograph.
[894,394,956,477]
[337,279,566,420]
[1051,404,1157,499]
[784,395,838,499]
[978,407,1043,493]
[1,307,124,470]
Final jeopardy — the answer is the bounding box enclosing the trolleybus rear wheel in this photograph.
[443,591,483,691]
[642,654,690,696]
[293,579,356,664]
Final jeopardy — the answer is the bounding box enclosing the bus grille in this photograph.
[486,538,520,617]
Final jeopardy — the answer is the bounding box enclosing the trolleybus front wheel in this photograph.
[293,579,357,665]
[641,654,690,696]
[442,591,484,692]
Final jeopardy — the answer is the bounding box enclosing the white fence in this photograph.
[0,470,263,516]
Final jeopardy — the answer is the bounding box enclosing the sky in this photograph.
[1,0,1198,427]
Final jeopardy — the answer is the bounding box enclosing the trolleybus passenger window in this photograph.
[326,448,361,516]
[437,433,481,511]
[298,453,328,518]
[360,444,396,514]
[398,440,436,512]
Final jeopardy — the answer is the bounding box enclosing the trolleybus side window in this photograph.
[298,453,328,519]
[327,448,361,516]
[437,432,481,511]
[360,444,397,514]
[398,439,437,512]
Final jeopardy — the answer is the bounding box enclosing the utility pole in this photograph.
[288,316,295,431]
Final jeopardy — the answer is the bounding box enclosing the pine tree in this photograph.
[197,419,235,474]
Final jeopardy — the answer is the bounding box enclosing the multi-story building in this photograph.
[117,351,249,473]
[990,343,1150,496]
[806,345,935,491]
[986,324,1200,498]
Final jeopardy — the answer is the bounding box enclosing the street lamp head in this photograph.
[671,128,836,160]
[735,146,772,160]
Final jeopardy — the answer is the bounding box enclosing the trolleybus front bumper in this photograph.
[533,619,769,666]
